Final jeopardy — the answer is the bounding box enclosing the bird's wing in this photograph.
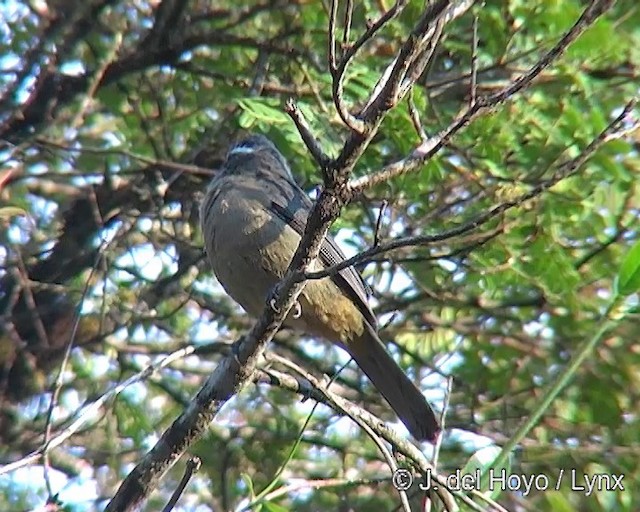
[265,176,377,329]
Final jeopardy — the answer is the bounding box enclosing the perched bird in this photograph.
[200,134,440,441]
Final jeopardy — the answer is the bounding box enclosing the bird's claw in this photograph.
[269,293,301,319]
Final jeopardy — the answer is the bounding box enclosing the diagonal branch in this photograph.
[105,134,343,512]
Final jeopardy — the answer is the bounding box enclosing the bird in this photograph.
[200,133,440,442]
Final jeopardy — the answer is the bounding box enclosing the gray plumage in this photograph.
[200,134,440,441]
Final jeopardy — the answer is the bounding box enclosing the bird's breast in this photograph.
[201,179,366,344]
[203,186,297,316]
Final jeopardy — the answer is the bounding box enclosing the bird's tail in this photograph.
[349,325,441,442]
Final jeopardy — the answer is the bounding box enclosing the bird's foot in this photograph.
[268,291,301,319]
[291,300,302,318]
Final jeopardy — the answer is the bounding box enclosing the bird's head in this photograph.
[225,134,294,181]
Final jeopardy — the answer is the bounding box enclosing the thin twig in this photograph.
[373,199,388,248]
[70,32,123,131]
[42,241,108,476]
[470,14,479,107]
[284,99,331,169]
[329,0,413,132]
[260,357,457,509]
[161,457,202,512]
[0,345,197,476]
[328,0,339,73]
[343,0,354,48]
[407,89,428,141]
[424,377,452,512]
[362,0,471,117]
[33,138,214,176]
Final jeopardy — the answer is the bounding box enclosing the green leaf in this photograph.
[461,446,510,500]
[263,501,289,512]
[543,491,574,512]
[237,98,289,125]
[615,240,640,296]
[242,472,256,499]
